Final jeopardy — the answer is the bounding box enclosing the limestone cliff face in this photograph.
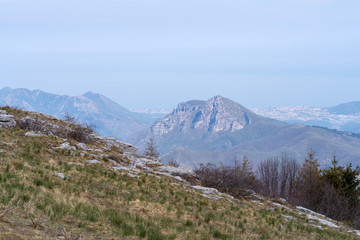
[151,95,262,137]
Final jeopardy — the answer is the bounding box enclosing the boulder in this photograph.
[25,131,46,137]
[77,143,89,151]
[86,159,102,164]
[56,142,76,151]
[0,110,16,128]
[54,173,67,179]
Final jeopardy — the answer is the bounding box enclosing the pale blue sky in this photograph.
[1,0,360,109]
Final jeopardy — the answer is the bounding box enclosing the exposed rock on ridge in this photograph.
[151,95,261,138]
[0,110,16,128]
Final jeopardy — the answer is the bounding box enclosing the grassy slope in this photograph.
[0,107,358,240]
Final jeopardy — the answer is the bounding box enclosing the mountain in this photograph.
[131,96,360,168]
[328,101,360,115]
[0,87,157,140]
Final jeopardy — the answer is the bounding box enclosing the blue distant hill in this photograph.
[0,87,159,140]
[328,101,360,115]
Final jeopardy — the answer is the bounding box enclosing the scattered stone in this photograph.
[156,165,195,176]
[192,186,221,195]
[77,143,88,151]
[86,159,102,164]
[67,162,85,166]
[93,149,103,152]
[56,142,76,151]
[283,215,295,221]
[306,214,339,229]
[31,112,57,120]
[89,154,106,159]
[127,173,139,178]
[279,223,284,230]
[0,150,6,153]
[0,110,16,128]
[296,206,326,218]
[89,134,138,153]
[155,171,187,183]
[54,173,66,179]
[25,131,46,137]
[18,116,62,135]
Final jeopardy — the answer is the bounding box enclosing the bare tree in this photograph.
[144,137,159,159]
[258,154,299,200]
[195,156,258,197]
[279,154,299,200]
[287,156,300,201]
[63,112,77,124]
[258,157,279,198]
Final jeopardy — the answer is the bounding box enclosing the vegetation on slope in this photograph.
[0,107,359,239]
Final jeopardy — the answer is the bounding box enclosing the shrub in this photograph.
[195,156,258,197]
[16,117,44,132]
[62,112,95,143]
[67,124,94,143]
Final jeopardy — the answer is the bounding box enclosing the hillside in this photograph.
[0,107,359,239]
[328,101,360,115]
[0,87,157,140]
[131,96,360,168]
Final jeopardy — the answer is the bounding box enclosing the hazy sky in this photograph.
[1,0,360,110]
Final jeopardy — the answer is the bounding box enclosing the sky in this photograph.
[1,0,360,110]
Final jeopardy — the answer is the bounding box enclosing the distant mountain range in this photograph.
[131,96,360,168]
[3,87,360,168]
[0,87,157,140]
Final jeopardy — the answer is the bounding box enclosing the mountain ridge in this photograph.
[0,87,157,140]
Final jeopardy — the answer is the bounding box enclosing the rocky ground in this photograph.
[0,107,359,239]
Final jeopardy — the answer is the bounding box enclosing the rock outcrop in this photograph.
[0,110,16,128]
[150,95,262,138]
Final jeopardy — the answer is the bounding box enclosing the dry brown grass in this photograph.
[0,106,359,240]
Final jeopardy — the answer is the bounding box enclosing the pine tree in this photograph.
[297,149,322,209]
[321,155,360,222]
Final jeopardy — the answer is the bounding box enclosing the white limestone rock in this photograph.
[86,159,102,164]
[25,131,46,137]
[77,143,88,151]
[56,142,76,151]
[0,110,16,128]
[54,173,66,179]
[156,165,195,176]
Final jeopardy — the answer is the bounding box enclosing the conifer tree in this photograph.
[297,149,322,209]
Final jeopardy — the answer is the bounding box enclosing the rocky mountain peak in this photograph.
[151,96,263,138]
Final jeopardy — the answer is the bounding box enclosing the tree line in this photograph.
[195,151,360,228]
